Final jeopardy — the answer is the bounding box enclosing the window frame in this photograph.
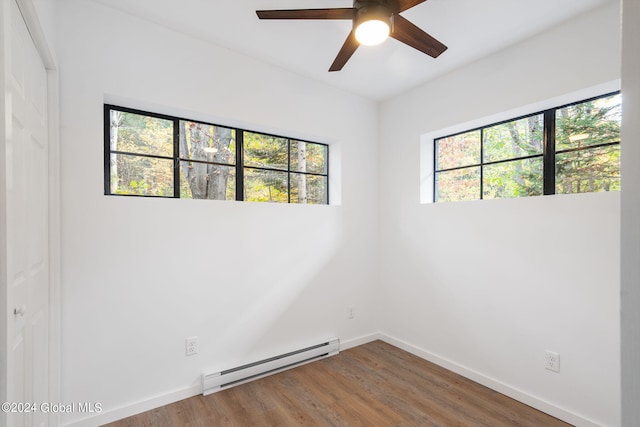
[104,104,330,204]
[433,91,621,202]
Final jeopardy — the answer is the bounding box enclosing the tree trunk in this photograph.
[507,123,524,186]
[189,123,208,198]
[206,126,233,200]
[297,141,307,203]
[527,116,542,152]
[180,122,233,200]
[110,110,121,192]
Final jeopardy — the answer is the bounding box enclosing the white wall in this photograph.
[620,0,640,424]
[379,2,621,426]
[56,0,379,424]
[30,0,55,60]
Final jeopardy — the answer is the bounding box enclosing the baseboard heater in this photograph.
[202,338,340,396]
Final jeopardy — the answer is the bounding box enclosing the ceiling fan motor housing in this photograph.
[354,1,394,32]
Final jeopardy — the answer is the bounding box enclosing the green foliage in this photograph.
[555,95,621,194]
[110,111,174,196]
[483,115,543,162]
[291,141,327,174]
[556,146,620,194]
[244,132,288,170]
[244,169,289,203]
[435,168,480,202]
[483,159,543,199]
[436,131,480,170]
[291,174,328,204]
[243,134,327,203]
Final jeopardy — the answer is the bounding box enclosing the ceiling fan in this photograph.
[256,0,448,72]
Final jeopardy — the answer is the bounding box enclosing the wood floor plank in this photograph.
[347,343,520,426]
[292,361,407,426]
[103,341,572,427]
[335,348,473,425]
[366,341,562,427]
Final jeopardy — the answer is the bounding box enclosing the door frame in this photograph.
[0,0,59,425]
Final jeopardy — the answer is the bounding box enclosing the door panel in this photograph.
[4,0,50,425]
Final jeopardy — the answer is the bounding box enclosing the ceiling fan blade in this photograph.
[391,14,447,58]
[329,31,359,72]
[394,0,427,13]
[256,8,354,20]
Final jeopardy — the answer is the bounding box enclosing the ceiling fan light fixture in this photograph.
[569,133,590,142]
[354,4,392,46]
[355,19,390,45]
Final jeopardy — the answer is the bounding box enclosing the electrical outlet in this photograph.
[545,350,560,372]
[348,305,355,320]
[185,337,199,356]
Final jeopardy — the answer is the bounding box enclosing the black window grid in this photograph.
[433,91,620,202]
[104,104,329,204]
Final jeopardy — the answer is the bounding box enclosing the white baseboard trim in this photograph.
[62,384,201,427]
[340,332,381,350]
[378,333,605,427]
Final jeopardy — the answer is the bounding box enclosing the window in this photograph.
[104,105,329,204]
[433,92,620,203]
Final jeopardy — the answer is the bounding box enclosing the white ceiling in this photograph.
[88,0,613,101]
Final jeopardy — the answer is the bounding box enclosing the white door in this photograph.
[4,0,50,425]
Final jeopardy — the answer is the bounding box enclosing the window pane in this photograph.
[290,174,327,204]
[109,110,173,157]
[483,157,543,199]
[435,131,481,170]
[110,153,173,196]
[435,167,480,202]
[244,132,288,170]
[244,168,289,203]
[556,94,621,151]
[180,121,235,165]
[290,141,327,174]
[180,161,235,200]
[556,145,620,194]
[483,115,543,162]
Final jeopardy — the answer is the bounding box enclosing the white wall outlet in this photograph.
[348,305,355,320]
[545,350,560,372]
[185,337,199,356]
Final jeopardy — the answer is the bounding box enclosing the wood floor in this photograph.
[104,340,572,427]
